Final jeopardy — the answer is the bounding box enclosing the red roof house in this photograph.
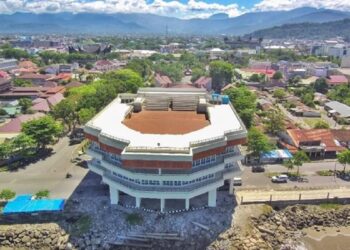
[326,75,348,87]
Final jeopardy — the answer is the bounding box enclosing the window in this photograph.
[163,181,173,186]
[174,181,181,186]
[142,180,149,185]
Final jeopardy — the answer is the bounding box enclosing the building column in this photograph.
[135,197,141,208]
[185,198,190,210]
[229,178,234,195]
[110,187,119,205]
[208,189,217,207]
[160,198,165,212]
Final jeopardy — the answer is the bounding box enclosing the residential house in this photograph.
[17,73,54,85]
[0,86,65,100]
[314,92,329,106]
[278,129,344,159]
[324,101,350,123]
[0,79,11,93]
[209,48,225,60]
[257,98,274,111]
[93,60,126,72]
[331,129,350,148]
[194,77,212,91]
[326,75,348,87]
[154,73,173,88]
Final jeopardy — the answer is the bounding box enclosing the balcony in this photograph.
[88,145,243,176]
[103,171,224,193]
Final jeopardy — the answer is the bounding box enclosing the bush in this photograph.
[35,189,49,199]
[317,170,334,176]
[0,189,16,201]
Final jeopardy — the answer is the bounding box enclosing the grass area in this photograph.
[319,203,341,210]
[70,214,92,236]
[125,213,143,225]
[316,170,334,176]
[303,118,328,128]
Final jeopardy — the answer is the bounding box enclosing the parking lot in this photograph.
[238,161,350,190]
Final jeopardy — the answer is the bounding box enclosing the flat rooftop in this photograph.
[87,97,244,148]
[123,110,209,135]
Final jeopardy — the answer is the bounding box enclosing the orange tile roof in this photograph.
[286,129,345,152]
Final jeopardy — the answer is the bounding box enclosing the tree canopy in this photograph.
[209,60,233,91]
[247,127,272,157]
[22,116,63,149]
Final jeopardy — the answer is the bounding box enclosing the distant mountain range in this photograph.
[250,19,350,39]
[0,7,350,35]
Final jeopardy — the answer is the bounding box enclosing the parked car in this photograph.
[252,165,265,173]
[271,174,288,183]
[233,177,242,186]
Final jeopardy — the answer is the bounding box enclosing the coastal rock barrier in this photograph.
[0,223,69,249]
[209,205,350,250]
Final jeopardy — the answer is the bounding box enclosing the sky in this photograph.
[0,0,350,18]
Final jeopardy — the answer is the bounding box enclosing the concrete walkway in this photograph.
[236,187,350,204]
[0,137,88,199]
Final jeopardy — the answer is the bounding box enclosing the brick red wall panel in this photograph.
[123,160,192,170]
[100,143,123,155]
[193,146,226,160]
[227,138,247,146]
[85,133,98,142]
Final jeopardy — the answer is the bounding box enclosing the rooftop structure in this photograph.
[84,88,247,212]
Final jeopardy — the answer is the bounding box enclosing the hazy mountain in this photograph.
[250,19,350,39]
[0,7,349,35]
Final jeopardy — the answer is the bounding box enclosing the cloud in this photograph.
[254,0,350,11]
[0,0,244,18]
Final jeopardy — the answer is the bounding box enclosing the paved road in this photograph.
[239,161,350,190]
[0,137,89,199]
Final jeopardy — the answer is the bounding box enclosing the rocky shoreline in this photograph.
[210,204,350,250]
[1,204,350,249]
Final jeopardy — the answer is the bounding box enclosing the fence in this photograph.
[237,188,350,206]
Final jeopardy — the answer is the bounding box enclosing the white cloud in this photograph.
[254,0,350,12]
[0,0,244,18]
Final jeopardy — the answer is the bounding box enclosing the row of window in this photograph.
[192,155,217,168]
[112,172,215,187]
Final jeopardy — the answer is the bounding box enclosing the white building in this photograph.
[84,88,247,212]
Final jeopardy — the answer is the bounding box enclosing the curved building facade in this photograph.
[84,88,247,212]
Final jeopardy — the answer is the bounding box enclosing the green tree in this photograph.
[301,92,315,108]
[247,127,272,157]
[265,108,285,134]
[0,189,16,201]
[52,99,78,131]
[0,143,13,161]
[337,150,350,172]
[126,59,152,80]
[313,120,330,129]
[18,98,32,114]
[13,78,32,87]
[273,89,287,99]
[104,69,143,93]
[22,116,63,149]
[272,71,283,80]
[249,73,266,83]
[285,151,309,176]
[313,78,328,94]
[224,86,257,128]
[209,60,233,91]
[78,107,96,125]
[191,67,206,82]
[12,134,36,157]
[1,48,30,59]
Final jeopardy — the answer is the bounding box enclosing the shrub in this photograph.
[0,189,16,201]
[35,189,50,199]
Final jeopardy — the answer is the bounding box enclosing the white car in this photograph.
[271,174,288,183]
